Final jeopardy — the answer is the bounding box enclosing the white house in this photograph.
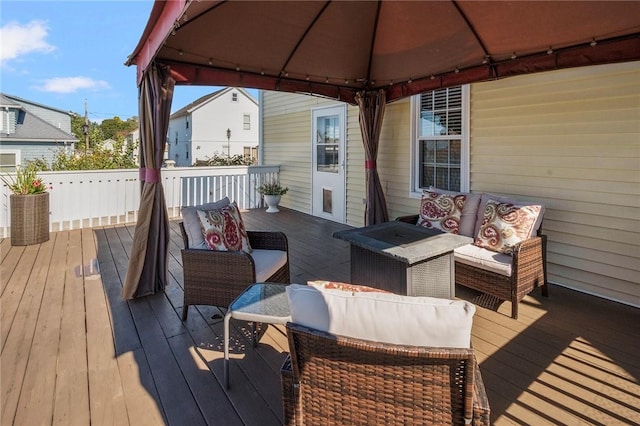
[260,61,640,309]
[167,87,258,166]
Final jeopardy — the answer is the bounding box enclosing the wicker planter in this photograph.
[10,192,50,246]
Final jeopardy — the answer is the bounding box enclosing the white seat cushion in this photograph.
[454,244,512,276]
[251,249,287,282]
[286,284,475,348]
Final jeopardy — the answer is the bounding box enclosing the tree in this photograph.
[100,116,138,140]
[70,113,101,152]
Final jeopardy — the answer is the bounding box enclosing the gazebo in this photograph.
[123,0,640,298]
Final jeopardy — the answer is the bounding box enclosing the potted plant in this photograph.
[258,179,288,213]
[1,165,50,245]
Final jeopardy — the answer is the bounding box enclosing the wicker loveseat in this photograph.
[397,188,548,319]
[179,197,290,320]
[281,284,491,425]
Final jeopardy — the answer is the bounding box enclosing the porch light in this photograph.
[82,123,89,156]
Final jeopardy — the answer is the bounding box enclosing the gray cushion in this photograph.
[252,249,288,282]
[181,197,230,249]
[428,187,481,237]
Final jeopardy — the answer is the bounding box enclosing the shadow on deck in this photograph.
[1,207,639,425]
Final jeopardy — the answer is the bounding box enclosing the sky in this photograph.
[0,1,255,122]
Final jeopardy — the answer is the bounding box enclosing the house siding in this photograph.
[0,141,65,165]
[262,92,342,215]
[261,61,639,306]
[261,98,413,226]
[467,61,640,306]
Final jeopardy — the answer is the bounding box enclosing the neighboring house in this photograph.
[260,61,640,309]
[0,93,77,170]
[126,128,142,165]
[167,87,258,166]
[101,138,119,153]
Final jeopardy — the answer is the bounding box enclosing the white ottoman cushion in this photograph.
[286,284,475,348]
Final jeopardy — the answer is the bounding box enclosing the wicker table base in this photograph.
[334,221,471,298]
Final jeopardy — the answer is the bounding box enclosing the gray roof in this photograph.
[171,88,225,118]
[1,93,71,115]
[0,94,77,142]
[170,87,257,119]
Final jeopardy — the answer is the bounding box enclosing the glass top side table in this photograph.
[223,282,291,389]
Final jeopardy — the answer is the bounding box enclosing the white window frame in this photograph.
[243,114,251,130]
[1,109,18,135]
[409,85,470,197]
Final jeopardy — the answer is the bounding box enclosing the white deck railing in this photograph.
[0,165,280,237]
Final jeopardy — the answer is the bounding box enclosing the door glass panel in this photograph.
[316,115,340,173]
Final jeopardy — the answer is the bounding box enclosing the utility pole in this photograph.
[83,100,89,156]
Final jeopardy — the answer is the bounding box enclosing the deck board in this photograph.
[84,226,130,426]
[1,236,55,425]
[1,207,639,425]
[14,231,67,425]
[53,229,90,425]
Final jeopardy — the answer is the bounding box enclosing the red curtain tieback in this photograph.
[139,167,160,183]
[365,160,377,169]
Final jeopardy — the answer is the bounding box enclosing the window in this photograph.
[316,114,340,173]
[232,92,238,102]
[186,120,189,129]
[243,146,258,163]
[412,86,468,193]
[1,110,17,134]
[0,150,19,172]
[243,114,251,130]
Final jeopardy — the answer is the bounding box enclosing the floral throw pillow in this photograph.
[196,202,253,253]
[416,190,466,234]
[474,199,542,254]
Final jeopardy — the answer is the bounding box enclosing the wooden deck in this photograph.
[1,207,639,425]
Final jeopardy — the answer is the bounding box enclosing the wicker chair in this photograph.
[179,222,290,320]
[281,322,491,425]
[396,214,548,319]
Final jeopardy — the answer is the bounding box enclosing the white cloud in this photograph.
[0,20,55,64]
[36,76,111,93]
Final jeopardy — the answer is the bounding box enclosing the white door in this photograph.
[312,105,346,222]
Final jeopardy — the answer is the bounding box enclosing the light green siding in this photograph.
[467,61,640,306]
[261,61,640,306]
[261,92,336,214]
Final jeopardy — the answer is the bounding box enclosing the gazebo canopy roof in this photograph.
[127,0,640,104]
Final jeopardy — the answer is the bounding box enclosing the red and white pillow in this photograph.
[308,280,390,294]
[474,199,542,254]
[196,202,252,253]
[416,190,466,234]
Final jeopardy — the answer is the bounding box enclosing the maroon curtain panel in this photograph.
[355,90,389,226]
[122,63,175,299]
